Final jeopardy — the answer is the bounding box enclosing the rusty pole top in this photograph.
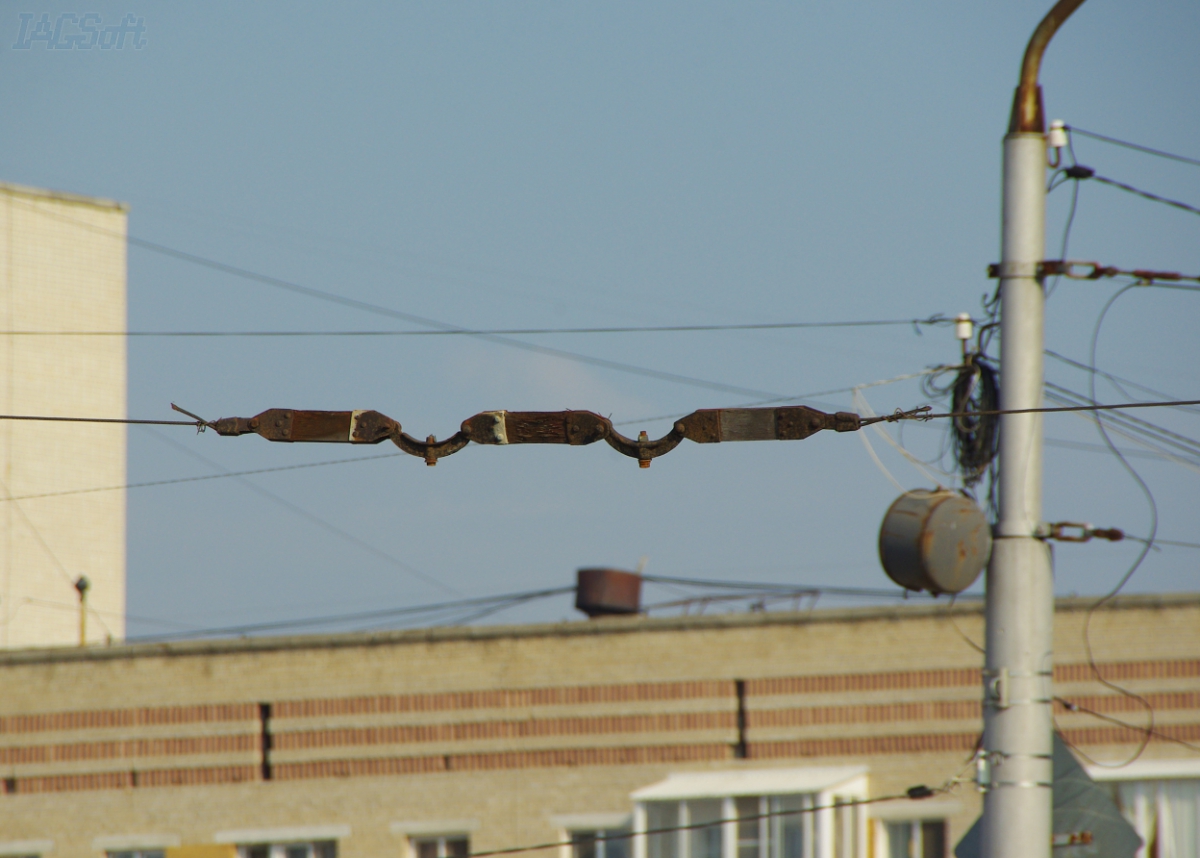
[1009,0,1088,134]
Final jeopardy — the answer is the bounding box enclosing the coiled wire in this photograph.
[950,355,999,486]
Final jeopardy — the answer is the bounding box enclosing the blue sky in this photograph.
[2,0,1197,636]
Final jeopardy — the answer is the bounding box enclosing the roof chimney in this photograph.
[575,568,642,618]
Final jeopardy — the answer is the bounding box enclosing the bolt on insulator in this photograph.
[638,431,651,469]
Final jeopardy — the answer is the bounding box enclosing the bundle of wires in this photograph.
[950,355,999,486]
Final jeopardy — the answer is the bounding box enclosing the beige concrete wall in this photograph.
[0,183,127,648]
[0,598,1197,858]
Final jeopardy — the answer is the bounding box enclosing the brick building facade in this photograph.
[1,595,1198,858]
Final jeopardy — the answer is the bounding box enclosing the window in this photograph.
[412,836,470,858]
[632,766,868,858]
[831,799,860,858]
[1109,779,1200,858]
[570,828,631,858]
[876,820,944,858]
[238,842,337,858]
[640,796,821,858]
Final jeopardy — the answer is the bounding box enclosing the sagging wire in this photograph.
[127,586,576,643]
[890,399,1200,423]
[1049,402,1200,477]
[0,470,115,641]
[943,596,1198,760]
[943,595,985,656]
[1129,537,1200,551]
[1046,135,1200,219]
[1077,283,1160,769]
[1045,384,1200,460]
[1055,697,1200,757]
[1091,174,1200,219]
[639,574,939,602]
[4,194,943,404]
[616,367,945,428]
[1044,128,1086,300]
[1047,179,1081,300]
[0,317,956,338]
[1065,125,1200,169]
[140,426,459,597]
[853,383,956,493]
[0,451,407,503]
[1046,349,1200,417]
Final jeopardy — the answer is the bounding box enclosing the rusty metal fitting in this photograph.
[1038,260,1115,280]
[207,403,868,467]
[1130,269,1183,283]
[988,260,1195,285]
[1046,522,1092,542]
[1043,522,1125,543]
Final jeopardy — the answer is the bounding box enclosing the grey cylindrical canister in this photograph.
[878,490,992,594]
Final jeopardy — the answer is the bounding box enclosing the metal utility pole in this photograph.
[983,3,1085,858]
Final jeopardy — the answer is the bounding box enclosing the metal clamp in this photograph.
[1040,522,1125,543]
[985,668,1010,709]
[982,669,1052,710]
[987,259,1199,286]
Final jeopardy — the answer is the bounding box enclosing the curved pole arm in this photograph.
[1009,0,1087,133]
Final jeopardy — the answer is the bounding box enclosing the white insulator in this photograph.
[955,312,974,342]
[1047,119,1068,149]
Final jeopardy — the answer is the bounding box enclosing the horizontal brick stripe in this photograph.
[4,690,1193,769]
[274,742,732,781]
[749,732,981,759]
[749,660,1200,698]
[1054,691,1200,715]
[274,712,734,751]
[271,755,447,780]
[4,770,132,794]
[273,681,735,719]
[134,764,259,788]
[445,743,732,771]
[0,733,259,765]
[749,723,1200,763]
[2,659,1195,740]
[746,670,979,697]
[5,724,1197,794]
[751,691,1200,731]
[1059,722,1200,748]
[7,764,259,794]
[0,703,257,735]
[749,700,981,728]
[1056,660,1200,684]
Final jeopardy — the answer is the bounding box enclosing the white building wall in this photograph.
[0,182,127,647]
